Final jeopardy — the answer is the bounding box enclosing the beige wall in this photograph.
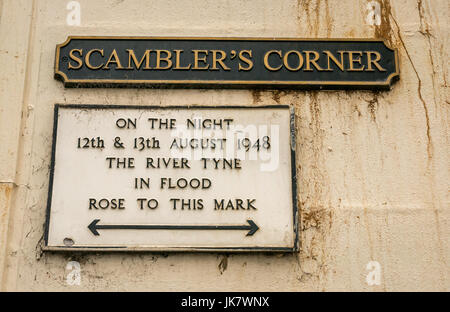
[0,0,448,291]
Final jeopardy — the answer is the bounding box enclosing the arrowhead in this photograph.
[246,220,259,236]
[88,219,100,236]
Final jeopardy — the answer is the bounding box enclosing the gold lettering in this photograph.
[283,50,304,71]
[347,51,365,71]
[68,49,83,69]
[103,49,124,69]
[323,50,344,71]
[238,50,253,71]
[211,50,230,71]
[85,49,104,70]
[126,49,151,69]
[155,50,172,70]
[192,50,209,70]
[304,51,324,71]
[366,51,386,71]
[173,50,191,70]
[264,50,282,71]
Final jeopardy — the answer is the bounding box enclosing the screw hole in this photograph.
[63,238,74,246]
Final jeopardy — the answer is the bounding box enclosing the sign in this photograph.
[55,37,399,89]
[44,105,298,251]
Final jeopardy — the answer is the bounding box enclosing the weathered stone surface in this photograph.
[0,0,448,291]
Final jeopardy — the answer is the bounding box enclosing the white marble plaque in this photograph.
[44,105,298,251]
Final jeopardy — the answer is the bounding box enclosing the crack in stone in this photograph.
[418,0,439,110]
[389,11,433,159]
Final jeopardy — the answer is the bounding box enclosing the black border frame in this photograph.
[43,104,299,252]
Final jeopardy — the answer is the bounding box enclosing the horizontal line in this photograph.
[43,246,295,252]
[56,77,395,86]
[57,36,396,52]
[65,37,389,41]
[97,225,251,230]
[56,104,290,110]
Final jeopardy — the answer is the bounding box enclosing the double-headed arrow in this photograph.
[88,219,259,236]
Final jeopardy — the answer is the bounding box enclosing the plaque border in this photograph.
[43,104,299,252]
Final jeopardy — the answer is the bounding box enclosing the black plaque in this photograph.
[55,36,399,89]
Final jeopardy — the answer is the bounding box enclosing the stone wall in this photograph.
[0,0,448,291]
